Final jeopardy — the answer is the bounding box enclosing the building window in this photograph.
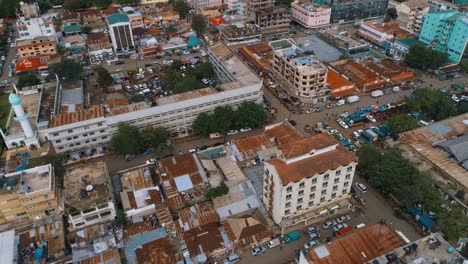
[284,210,290,215]
[68,129,73,133]
[98,122,103,126]
[52,132,59,137]
[286,194,292,200]
[334,178,339,183]
[298,190,304,196]
[321,189,327,195]
[347,166,353,172]
[308,201,314,206]
[342,189,348,194]
[286,186,292,193]
[297,198,303,204]
[285,202,291,208]
[320,197,325,202]
[299,182,305,188]
[322,182,328,187]
[296,205,302,210]
[344,181,349,187]
[309,193,315,199]
[331,193,337,198]
[333,186,338,191]
[336,170,341,175]
[345,174,351,179]
[56,140,61,143]
[312,178,317,184]
[324,174,329,180]
[310,185,316,191]
[73,136,78,139]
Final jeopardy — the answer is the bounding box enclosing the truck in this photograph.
[371,127,386,139]
[345,115,366,126]
[283,231,300,243]
[346,95,360,104]
[371,90,384,98]
[361,129,378,143]
[267,238,281,248]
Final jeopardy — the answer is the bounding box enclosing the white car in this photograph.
[202,78,209,84]
[353,130,363,139]
[338,121,349,129]
[182,50,190,55]
[116,67,124,72]
[240,127,252,132]
[336,215,351,223]
[327,129,338,135]
[146,158,156,165]
[333,223,348,232]
[304,240,319,251]
[323,220,337,229]
[336,99,345,106]
[227,129,238,135]
[366,115,377,123]
[306,109,316,114]
[452,95,460,103]
[355,182,368,193]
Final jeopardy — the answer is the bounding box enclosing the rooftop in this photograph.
[177,202,220,232]
[135,236,177,264]
[7,90,41,135]
[212,180,259,209]
[0,164,52,196]
[222,215,272,249]
[397,37,426,47]
[364,58,414,81]
[264,122,303,144]
[109,101,149,115]
[273,39,327,74]
[119,165,155,191]
[435,134,468,163]
[49,106,104,128]
[182,222,224,257]
[330,60,386,88]
[124,227,168,263]
[77,250,121,264]
[156,87,217,105]
[0,230,15,264]
[107,13,129,24]
[15,36,55,46]
[326,68,355,91]
[217,156,247,183]
[402,0,428,10]
[295,35,342,62]
[278,133,337,159]
[19,220,65,260]
[293,0,331,12]
[267,146,356,185]
[307,224,405,264]
[157,153,203,186]
[63,161,111,213]
[231,134,274,161]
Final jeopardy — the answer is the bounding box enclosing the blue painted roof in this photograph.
[124,228,168,263]
[9,93,21,105]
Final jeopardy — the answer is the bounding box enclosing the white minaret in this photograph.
[9,93,34,138]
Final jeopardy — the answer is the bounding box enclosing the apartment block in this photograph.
[419,11,468,63]
[317,0,389,23]
[16,36,57,59]
[262,133,357,225]
[255,5,291,36]
[358,20,414,45]
[64,161,116,230]
[122,6,145,28]
[107,13,135,55]
[291,0,331,28]
[429,0,457,12]
[246,0,275,18]
[16,3,57,43]
[192,0,223,10]
[0,164,61,232]
[270,39,328,105]
[399,0,429,33]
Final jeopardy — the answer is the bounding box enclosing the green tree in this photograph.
[192,112,214,136]
[437,208,468,243]
[116,208,127,224]
[191,14,206,34]
[93,0,112,8]
[160,68,180,91]
[17,74,40,88]
[110,123,144,155]
[408,88,456,120]
[63,0,81,10]
[212,106,236,135]
[169,59,184,70]
[405,44,449,70]
[37,0,52,13]
[142,126,170,150]
[189,62,214,79]
[205,182,229,199]
[0,0,19,18]
[235,101,267,128]
[82,26,92,34]
[356,145,382,176]
[129,94,145,103]
[49,59,83,81]
[173,75,205,94]
[388,114,419,133]
[385,7,398,20]
[94,66,114,88]
[275,0,293,7]
[173,0,190,18]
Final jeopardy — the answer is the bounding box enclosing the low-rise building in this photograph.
[15,36,57,59]
[326,68,358,99]
[429,0,457,12]
[221,216,273,249]
[320,0,389,23]
[122,6,145,28]
[0,164,62,232]
[399,0,430,34]
[182,222,227,261]
[263,133,357,225]
[291,0,331,28]
[364,58,414,84]
[86,32,112,54]
[270,39,328,105]
[78,10,102,25]
[220,24,262,45]
[238,41,272,76]
[329,59,387,92]
[318,27,369,55]
[192,0,223,10]
[358,20,414,46]
[18,220,66,262]
[254,5,291,37]
[64,161,116,230]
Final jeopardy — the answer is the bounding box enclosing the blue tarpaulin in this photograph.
[34,248,44,260]
[186,35,203,48]
[408,206,434,229]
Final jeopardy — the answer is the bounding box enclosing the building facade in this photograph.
[318,0,389,24]
[255,5,291,36]
[429,0,457,12]
[192,0,223,10]
[16,36,57,59]
[262,133,357,225]
[419,11,468,63]
[399,0,429,33]
[246,0,275,18]
[0,164,61,232]
[107,13,135,55]
[291,1,332,28]
[270,39,328,105]
[16,13,57,43]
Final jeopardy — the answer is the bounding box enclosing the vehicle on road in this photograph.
[146,158,156,165]
[267,238,281,248]
[307,232,320,240]
[451,95,460,103]
[283,231,301,243]
[304,240,319,251]
[371,90,384,98]
[336,215,351,223]
[251,246,266,256]
[125,154,136,160]
[306,108,315,114]
[339,121,349,129]
[306,225,319,234]
[188,148,198,153]
[227,130,239,135]
[355,182,368,193]
[116,67,124,72]
[333,223,348,232]
[224,254,240,264]
[209,132,222,139]
[240,127,252,132]
[366,115,376,123]
[323,220,337,229]
[336,99,345,106]
[346,95,359,104]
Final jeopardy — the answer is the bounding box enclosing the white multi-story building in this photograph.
[107,13,135,55]
[192,0,223,10]
[291,0,331,29]
[2,43,263,154]
[399,0,429,34]
[262,133,357,225]
[270,39,328,105]
[16,2,58,43]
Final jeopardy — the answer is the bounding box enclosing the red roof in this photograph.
[209,17,226,27]
[15,57,48,73]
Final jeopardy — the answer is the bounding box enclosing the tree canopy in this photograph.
[17,74,40,89]
[191,14,206,34]
[408,88,457,121]
[192,102,267,136]
[49,59,83,82]
[142,126,170,151]
[205,182,229,199]
[161,62,214,94]
[94,66,114,89]
[275,0,294,7]
[387,114,419,133]
[405,44,449,70]
[110,123,144,155]
[385,8,398,20]
[173,0,190,18]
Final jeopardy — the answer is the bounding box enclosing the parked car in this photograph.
[304,240,319,251]
[339,121,349,129]
[240,127,252,132]
[267,238,281,248]
[308,232,320,240]
[306,108,316,114]
[323,220,337,229]
[366,115,376,123]
[355,182,368,193]
[227,129,239,135]
[336,100,345,106]
[306,225,319,234]
[251,246,266,256]
[336,215,351,224]
[333,223,348,232]
[146,158,156,165]
[125,154,136,160]
[284,231,301,243]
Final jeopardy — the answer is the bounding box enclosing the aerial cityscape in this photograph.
[0,0,466,263]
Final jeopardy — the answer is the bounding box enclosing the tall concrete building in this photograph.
[291,0,332,28]
[316,0,389,23]
[270,39,328,105]
[419,11,468,63]
[399,0,430,34]
[16,2,58,43]
[246,0,275,18]
[107,13,135,55]
[0,164,62,232]
[262,133,357,226]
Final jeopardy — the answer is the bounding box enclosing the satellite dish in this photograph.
[86,185,94,192]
